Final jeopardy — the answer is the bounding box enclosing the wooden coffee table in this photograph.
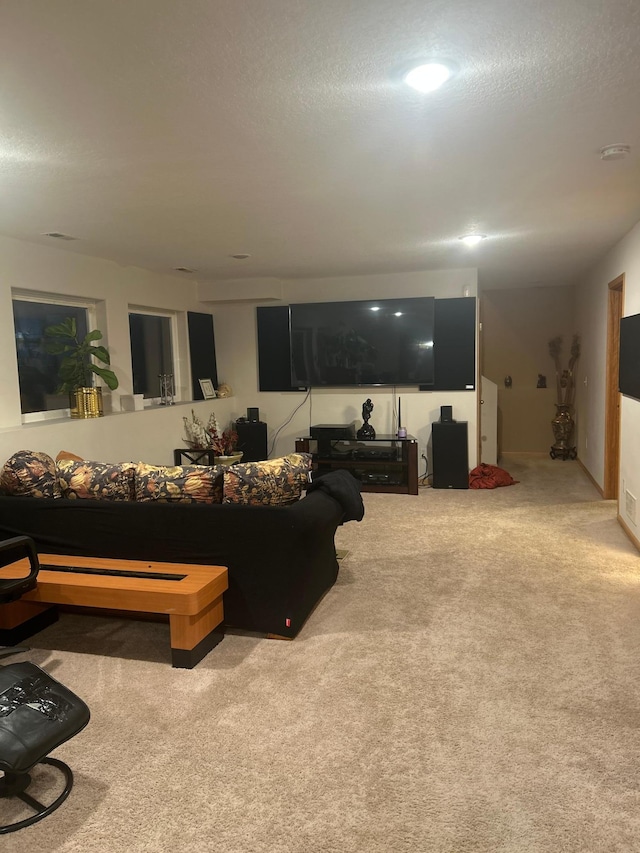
[0,554,228,668]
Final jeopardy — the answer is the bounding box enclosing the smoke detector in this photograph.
[174,267,196,273]
[600,144,630,161]
[43,232,77,241]
[230,253,251,260]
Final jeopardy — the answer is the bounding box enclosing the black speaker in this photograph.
[187,312,218,400]
[420,297,476,391]
[432,421,469,489]
[236,420,268,462]
[440,405,453,423]
[257,306,306,392]
[247,407,259,422]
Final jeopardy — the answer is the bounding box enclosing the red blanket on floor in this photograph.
[468,463,519,489]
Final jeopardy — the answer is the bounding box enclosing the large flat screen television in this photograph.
[619,312,640,401]
[290,297,435,387]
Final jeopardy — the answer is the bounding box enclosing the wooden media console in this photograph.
[0,554,228,669]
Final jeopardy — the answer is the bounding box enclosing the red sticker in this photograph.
[285,618,291,627]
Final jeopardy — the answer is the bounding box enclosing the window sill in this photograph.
[15,397,234,429]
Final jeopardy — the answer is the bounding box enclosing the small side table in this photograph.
[173,448,217,466]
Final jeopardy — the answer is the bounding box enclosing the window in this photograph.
[129,311,174,398]
[13,296,90,415]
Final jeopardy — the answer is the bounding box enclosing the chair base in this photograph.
[0,757,74,834]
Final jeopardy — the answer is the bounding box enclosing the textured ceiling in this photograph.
[1,0,639,290]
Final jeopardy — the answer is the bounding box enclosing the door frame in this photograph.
[604,274,624,500]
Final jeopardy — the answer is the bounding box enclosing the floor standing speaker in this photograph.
[420,297,476,392]
[236,420,268,462]
[256,306,307,392]
[432,421,469,489]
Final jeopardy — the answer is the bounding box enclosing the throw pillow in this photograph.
[134,462,224,503]
[222,453,312,506]
[0,450,61,499]
[57,459,136,501]
[56,450,84,463]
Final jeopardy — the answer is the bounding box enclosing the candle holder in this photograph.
[158,373,175,406]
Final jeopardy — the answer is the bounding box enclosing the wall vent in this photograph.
[625,489,637,524]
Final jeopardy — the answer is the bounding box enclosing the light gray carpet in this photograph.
[4,454,640,852]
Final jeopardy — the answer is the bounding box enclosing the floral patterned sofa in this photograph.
[0,450,350,638]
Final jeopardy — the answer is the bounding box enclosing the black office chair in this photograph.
[0,535,40,661]
[0,536,90,834]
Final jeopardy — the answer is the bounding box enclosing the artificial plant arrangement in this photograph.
[548,334,581,408]
[183,410,239,456]
[44,317,119,392]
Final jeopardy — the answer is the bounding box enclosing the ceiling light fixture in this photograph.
[600,144,631,161]
[403,62,455,93]
[370,306,381,312]
[459,234,486,247]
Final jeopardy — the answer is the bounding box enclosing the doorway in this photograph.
[604,274,624,500]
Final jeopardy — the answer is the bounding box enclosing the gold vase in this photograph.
[550,404,576,459]
[70,387,104,419]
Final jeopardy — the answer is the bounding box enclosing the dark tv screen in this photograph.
[290,297,435,387]
[619,313,640,401]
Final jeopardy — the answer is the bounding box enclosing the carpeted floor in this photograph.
[3,454,640,852]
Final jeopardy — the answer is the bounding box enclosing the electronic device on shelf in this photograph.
[310,424,356,441]
[360,472,402,486]
[351,448,397,460]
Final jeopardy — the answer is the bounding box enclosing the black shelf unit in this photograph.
[295,434,418,495]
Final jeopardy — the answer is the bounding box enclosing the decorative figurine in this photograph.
[357,398,376,439]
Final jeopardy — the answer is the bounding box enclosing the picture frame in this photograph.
[198,378,216,400]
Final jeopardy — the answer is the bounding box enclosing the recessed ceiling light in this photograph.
[370,306,381,311]
[394,312,403,317]
[403,62,455,93]
[230,253,251,260]
[459,234,486,247]
[600,144,630,161]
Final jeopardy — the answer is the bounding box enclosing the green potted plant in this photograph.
[44,317,119,418]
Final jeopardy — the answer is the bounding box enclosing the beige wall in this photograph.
[0,234,479,470]
[481,286,577,453]
[576,218,640,539]
[0,233,226,465]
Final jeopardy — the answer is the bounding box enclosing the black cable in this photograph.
[418,452,431,487]
[268,388,311,457]
[392,386,397,434]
